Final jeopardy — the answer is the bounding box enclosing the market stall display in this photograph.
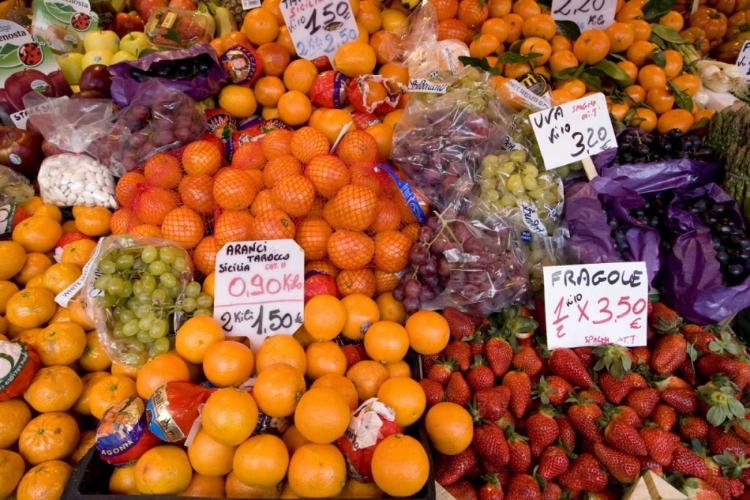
[3,0,750,498]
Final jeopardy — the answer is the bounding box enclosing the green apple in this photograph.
[82,49,115,69]
[119,32,155,57]
[111,50,137,63]
[56,52,84,86]
[83,30,120,53]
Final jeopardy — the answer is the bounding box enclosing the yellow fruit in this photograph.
[19,412,80,465]
[333,41,377,77]
[41,263,81,295]
[36,321,87,366]
[12,215,62,253]
[0,398,32,449]
[23,365,83,413]
[0,241,26,280]
[110,465,139,494]
[5,287,56,329]
[0,450,25,499]
[16,459,72,500]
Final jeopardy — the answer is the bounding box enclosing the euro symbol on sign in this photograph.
[630,318,641,330]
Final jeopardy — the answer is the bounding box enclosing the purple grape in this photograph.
[392,286,404,301]
[420,288,436,303]
[402,297,421,314]
[438,257,451,276]
[404,279,422,299]
[419,261,437,278]
[418,226,434,243]
[409,245,429,266]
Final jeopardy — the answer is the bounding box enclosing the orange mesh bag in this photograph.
[327,230,375,271]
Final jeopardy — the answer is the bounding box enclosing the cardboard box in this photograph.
[621,471,687,500]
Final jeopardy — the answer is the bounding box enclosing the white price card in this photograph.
[279,0,359,62]
[735,40,750,82]
[529,92,616,170]
[551,0,616,30]
[543,262,649,349]
[213,240,304,351]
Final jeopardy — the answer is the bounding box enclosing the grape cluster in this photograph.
[93,244,213,366]
[392,213,528,316]
[616,128,716,165]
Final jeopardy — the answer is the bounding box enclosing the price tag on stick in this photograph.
[213,240,305,352]
[529,92,616,179]
[735,40,750,82]
[551,0,616,31]
[542,261,649,349]
[279,0,359,62]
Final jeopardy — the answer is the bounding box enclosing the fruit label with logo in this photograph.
[213,239,305,351]
[31,0,100,54]
[95,397,160,466]
[220,45,263,87]
[0,341,40,400]
[551,0,616,31]
[279,0,359,62]
[56,238,104,307]
[0,204,19,237]
[542,261,649,349]
[0,21,70,125]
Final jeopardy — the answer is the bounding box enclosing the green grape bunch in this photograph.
[92,241,213,366]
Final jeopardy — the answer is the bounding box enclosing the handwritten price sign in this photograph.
[542,262,648,349]
[279,0,359,62]
[529,92,616,171]
[551,0,615,30]
[213,240,304,351]
[735,40,750,82]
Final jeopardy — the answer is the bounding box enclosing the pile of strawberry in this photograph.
[419,303,750,500]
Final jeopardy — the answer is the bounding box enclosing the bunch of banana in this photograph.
[200,0,237,38]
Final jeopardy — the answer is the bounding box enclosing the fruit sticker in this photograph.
[31,0,100,55]
[17,43,42,66]
[70,12,92,31]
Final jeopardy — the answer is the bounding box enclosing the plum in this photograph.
[4,69,56,111]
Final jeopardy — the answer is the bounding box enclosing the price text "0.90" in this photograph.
[227,273,302,298]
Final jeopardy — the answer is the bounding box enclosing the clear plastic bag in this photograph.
[0,165,34,205]
[80,235,193,367]
[37,154,116,208]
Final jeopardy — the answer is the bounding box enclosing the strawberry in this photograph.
[603,418,647,456]
[419,378,445,407]
[478,474,504,500]
[485,336,513,378]
[707,426,750,457]
[609,405,642,426]
[526,406,559,458]
[572,347,595,369]
[576,388,607,405]
[468,332,486,357]
[541,482,563,500]
[502,371,531,419]
[640,457,664,474]
[422,353,439,374]
[627,372,649,389]
[443,307,477,341]
[548,348,593,389]
[472,422,510,466]
[446,371,472,407]
[680,415,709,442]
[661,387,698,414]
[631,346,651,366]
[652,374,692,391]
[649,302,681,333]
[625,387,660,418]
[428,358,459,386]
[680,478,723,500]
[696,354,740,380]
[555,416,576,453]
[445,341,472,372]
[538,445,569,481]
[340,342,367,368]
[506,474,541,500]
[639,426,679,466]
[733,416,750,444]
[681,324,715,353]
[593,443,641,483]
[598,371,633,405]
[650,403,677,431]
[466,356,495,393]
[505,426,531,475]
[559,453,608,493]
[669,443,709,479]
[651,334,688,375]
[445,480,479,500]
[435,448,478,486]
[533,375,573,406]
[471,386,511,422]
[512,345,543,376]
[566,396,603,444]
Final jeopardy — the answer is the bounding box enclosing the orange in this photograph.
[6,287,56,329]
[262,129,294,161]
[175,316,225,364]
[405,310,451,355]
[0,398,32,448]
[368,199,401,234]
[202,388,259,446]
[250,209,296,240]
[69,430,96,465]
[41,262,81,296]
[253,362,307,417]
[336,268,377,297]
[20,195,43,215]
[616,2,642,21]
[290,127,330,164]
[336,130,381,164]
[626,19,651,41]
[327,230,375,270]
[257,42,291,77]
[133,185,180,226]
[262,0,285,23]
[617,60,638,82]
[519,36,551,66]
[357,0,383,33]
[88,374,138,420]
[512,0,540,18]
[304,294,347,341]
[376,292,406,324]
[287,443,346,497]
[657,109,695,134]
[202,340,255,387]
[487,0,509,16]
[294,387,350,444]
[548,50,579,74]
[111,360,139,379]
[365,123,394,160]
[255,334,307,374]
[219,84,259,119]
[251,189,277,215]
[659,10,684,31]
[606,22,635,52]
[33,204,62,223]
[278,90,313,127]
[295,218,332,261]
[242,7,279,45]
[60,239,97,268]
[0,280,19,314]
[178,474,225,497]
[13,215,62,253]
[0,241,25,280]
[182,140,222,176]
[24,365,82,412]
[373,230,411,273]
[646,86,675,114]
[160,206,205,250]
[313,109,356,146]
[425,402,474,455]
[638,64,667,91]
[178,175,215,215]
[0,450,25,499]
[325,185,379,231]
[371,434,429,497]
[305,341,347,379]
[521,13,555,40]
[15,253,53,289]
[663,49,683,78]
[263,155,303,188]
[385,359,411,378]
[671,73,701,96]
[550,34,572,52]
[339,477,385,498]
[552,89,576,105]
[135,445,193,495]
[73,371,109,416]
[573,29,610,65]
[610,102,630,121]
[193,236,221,277]
[271,175,316,217]
[377,377,426,427]
[346,359,389,401]
[214,168,258,211]
[115,172,145,207]
[629,107,658,132]
[458,0,489,26]
[19,411,79,465]
[284,59,318,94]
[378,63,409,87]
[232,142,267,171]
[233,434,290,488]
[311,374,359,411]
[36,321,86,366]
[340,293,380,340]
[214,210,255,247]
[333,41,377,77]
[304,155,351,199]
[626,40,656,67]
[624,84,647,105]
[369,30,399,64]
[282,424,312,456]
[109,464,139,495]
[557,78,587,99]
[16,460,72,500]
[143,153,182,189]
[225,471,281,498]
[74,206,112,237]
[187,428,236,477]
[136,352,190,400]
[363,320,409,363]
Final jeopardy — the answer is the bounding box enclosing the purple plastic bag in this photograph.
[661,184,750,325]
[592,128,722,194]
[108,45,228,109]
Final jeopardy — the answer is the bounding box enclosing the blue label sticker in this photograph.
[521,230,532,243]
[374,163,427,225]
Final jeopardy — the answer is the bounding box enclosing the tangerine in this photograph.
[135,445,193,495]
[203,340,255,387]
[425,402,474,455]
[202,388,259,446]
[187,428,236,477]
[182,140,223,176]
[233,434,290,488]
[253,362,307,417]
[336,268,376,297]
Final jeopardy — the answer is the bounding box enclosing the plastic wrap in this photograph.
[146,381,216,443]
[37,154,116,208]
[96,397,160,467]
[0,165,34,205]
[661,184,750,325]
[108,44,228,109]
[144,8,215,49]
